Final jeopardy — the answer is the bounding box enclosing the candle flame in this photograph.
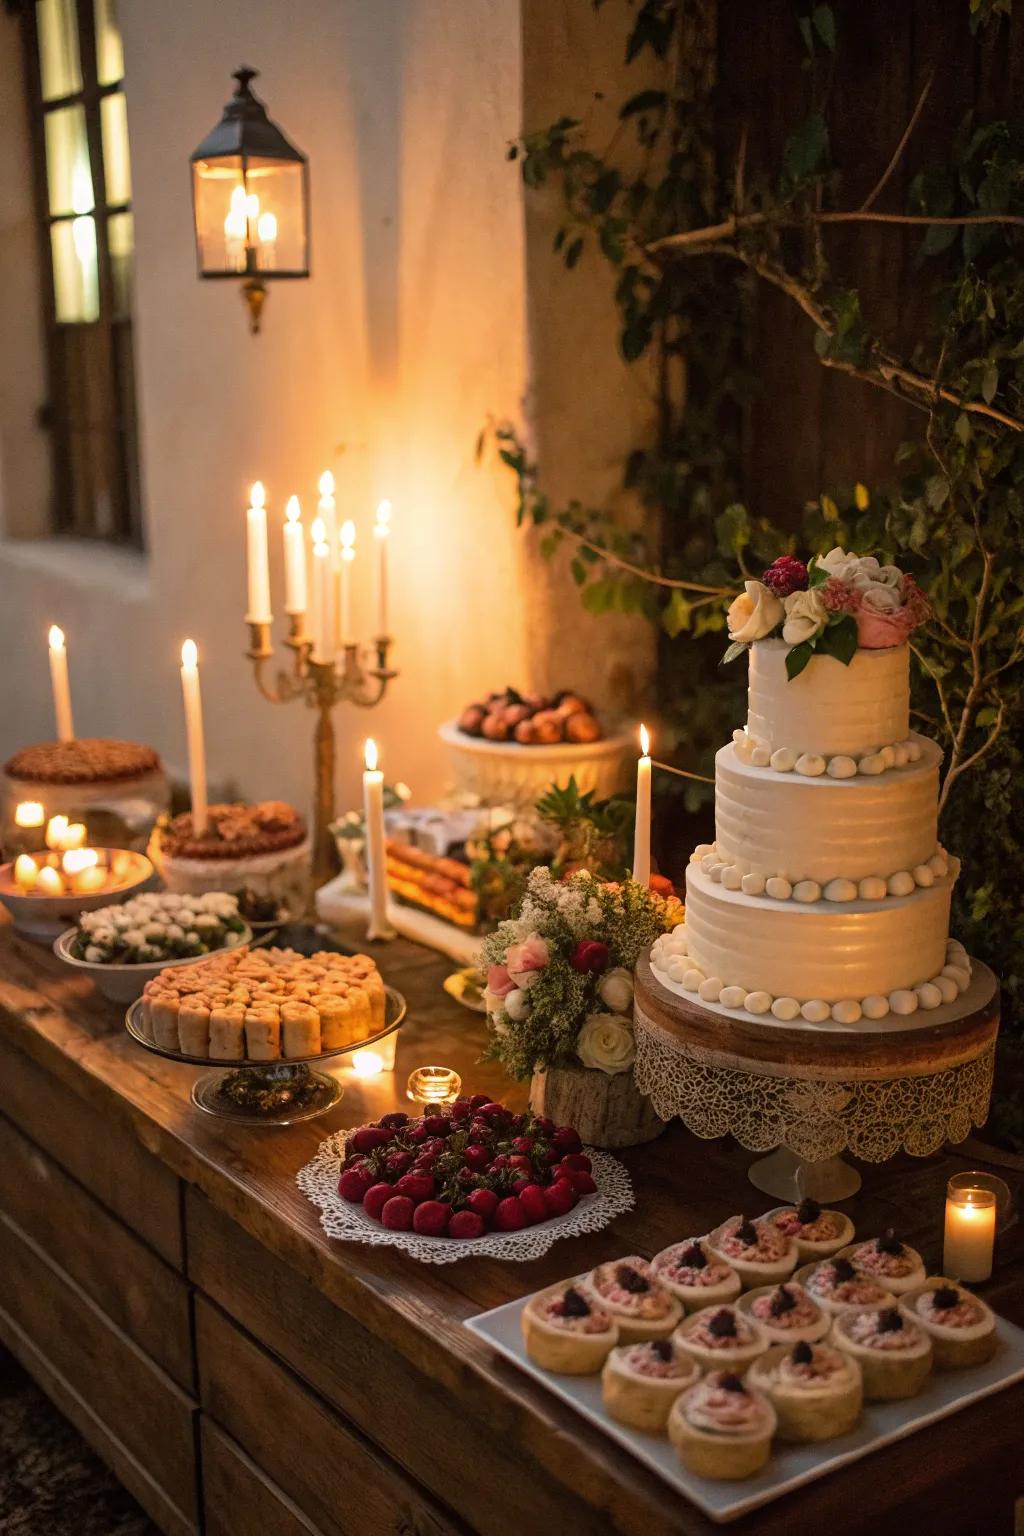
[318,470,335,498]
[340,519,356,551]
[352,1050,384,1078]
[48,624,65,652]
[229,184,247,217]
[375,499,392,530]
[639,723,650,756]
[257,210,277,243]
[14,801,45,829]
[181,638,198,669]
[364,737,378,772]
[62,847,99,875]
[311,517,326,544]
[250,481,266,510]
[285,494,301,524]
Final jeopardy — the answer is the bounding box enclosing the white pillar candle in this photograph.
[317,471,337,571]
[373,500,391,637]
[309,523,333,664]
[943,1181,996,1282]
[632,723,652,887]
[282,495,307,615]
[45,815,69,850]
[179,640,209,834]
[36,864,64,896]
[362,737,390,939]
[48,625,74,741]
[245,481,272,623]
[14,802,45,831]
[338,519,356,646]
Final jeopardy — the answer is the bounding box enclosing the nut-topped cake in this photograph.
[150,799,311,910]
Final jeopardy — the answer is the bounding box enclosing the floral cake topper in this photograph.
[724,548,930,679]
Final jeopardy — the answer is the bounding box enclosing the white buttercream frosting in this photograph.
[746,640,909,757]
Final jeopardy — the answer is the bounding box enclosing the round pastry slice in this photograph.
[601,1337,700,1432]
[674,1303,768,1374]
[668,1370,777,1481]
[838,1229,927,1295]
[521,1281,619,1374]
[796,1256,896,1318]
[768,1198,855,1259]
[650,1239,742,1312]
[749,1339,863,1443]
[579,1257,682,1343]
[831,1305,933,1400]
[899,1278,997,1369]
[738,1282,830,1344]
[706,1216,798,1289]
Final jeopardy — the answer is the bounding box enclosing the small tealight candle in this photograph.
[406,1066,462,1106]
[35,864,63,896]
[73,864,108,894]
[45,815,69,849]
[352,1050,385,1078]
[13,854,38,891]
[62,822,87,851]
[14,802,45,830]
[62,847,99,880]
[943,1173,998,1282]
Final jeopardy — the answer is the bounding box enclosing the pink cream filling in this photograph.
[683,1375,769,1435]
[774,1345,849,1385]
[773,1210,845,1242]
[749,1287,820,1329]
[917,1291,986,1329]
[621,1343,691,1378]
[851,1242,920,1279]
[717,1222,791,1263]
[841,1312,925,1351]
[807,1266,890,1305]
[654,1247,735,1288]
[539,1296,612,1334]
[687,1310,758,1350]
[590,1261,674,1319]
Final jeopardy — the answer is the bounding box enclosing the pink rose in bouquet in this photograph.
[486,963,516,998]
[505,931,549,987]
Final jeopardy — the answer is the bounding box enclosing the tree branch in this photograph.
[938,698,1005,810]
[649,206,1024,256]
[555,525,731,595]
[860,73,934,212]
[651,758,715,786]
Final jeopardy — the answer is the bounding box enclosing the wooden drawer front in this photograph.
[202,1421,321,1536]
[0,1115,193,1390]
[0,1039,182,1267]
[0,1212,198,1529]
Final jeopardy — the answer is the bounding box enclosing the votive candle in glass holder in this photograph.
[14,801,45,830]
[407,1065,462,1106]
[943,1172,999,1282]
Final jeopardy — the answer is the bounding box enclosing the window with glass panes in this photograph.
[19,0,142,545]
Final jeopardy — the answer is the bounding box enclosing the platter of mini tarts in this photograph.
[668,1371,777,1481]
[601,1338,700,1432]
[899,1278,997,1369]
[748,1340,863,1443]
[835,1230,927,1296]
[579,1257,682,1343]
[706,1216,798,1289]
[831,1305,933,1400]
[737,1282,831,1345]
[762,1200,855,1259]
[674,1303,769,1375]
[794,1256,896,1317]
[650,1238,742,1313]
[521,1279,619,1374]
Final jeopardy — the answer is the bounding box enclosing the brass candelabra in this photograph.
[245,616,397,889]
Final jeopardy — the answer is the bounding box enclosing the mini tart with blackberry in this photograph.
[748,1339,863,1443]
[579,1258,682,1343]
[795,1256,896,1317]
[768,1199,854,1259]
[601,1337,700,1431]
[899,1279,997,1369]
[521,1281,619,1374]
[838,1229,926,1296]
[668,1370,776,1481]
[674,1303,768,1374]
[706,1216,798,1289]
[831,1305,932,1400]
[737,1282,830,1344]
[650,1239,742,1312]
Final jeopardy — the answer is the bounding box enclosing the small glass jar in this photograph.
[407,1065,462,1106]
[942,1172,1008,1282]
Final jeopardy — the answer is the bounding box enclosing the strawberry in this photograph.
[420,1137,447,1157]
[511,1135,535,1155]
[412,1200,451,1236]
[350,1125,391,1155]
[406,1122,430,1144]
[558,1152,592,1174]
[462,1144,490,1171]
[534,1115,556,1136]
[543,1179,577,1218]
[451,1097,474,1118]
[422,1114,452,1137]
[540,1146,561,1166]
[517,1184,549,1225]
[568,1170,597,1195]
[395,1171,435,1202]
[380,1195,415,1231]
[493,1196,527,1232]
[469,1093,492,1110]
[552,1126,583,1154]
[511,1177,532,1196]
[362,1182,394,1222]
[466,1188,499,1221]
[478,1102,510,1122]
[412,1152,439,1171]
[385,1150,415,1175]
[490,1153,510,1170]
[507,1154,533,1176]
[338,1166,375,1203]
[449,1210,485,1239]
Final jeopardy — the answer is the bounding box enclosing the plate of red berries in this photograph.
[298,1093,635,1262]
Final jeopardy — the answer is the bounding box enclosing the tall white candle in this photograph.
[338,519,356,646]
[179,639,208,834]
[309,522,333,664]
[317,471,337,572]
[48,625,74,741]
[632,723,652,887]
[362,737,391,940]
[373,499,391,637]
[246,481,272,623]
[282,495,307,615]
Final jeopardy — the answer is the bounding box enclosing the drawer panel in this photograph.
[202,1421,320,1536]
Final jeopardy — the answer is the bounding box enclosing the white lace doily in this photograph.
[296,1131,635,1265]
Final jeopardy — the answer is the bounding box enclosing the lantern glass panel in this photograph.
[44,104,94,217]
[37,0,82,101]
[51,216,99,322]
[100,91,131,204]
[192,154,307,276]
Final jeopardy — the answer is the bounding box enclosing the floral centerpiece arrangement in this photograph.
[725,547,930,680]
[483,867,682,1082]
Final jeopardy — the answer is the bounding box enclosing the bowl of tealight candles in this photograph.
[0,832,155,943]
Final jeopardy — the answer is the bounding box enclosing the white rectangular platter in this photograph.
[466,1298,1024,1524]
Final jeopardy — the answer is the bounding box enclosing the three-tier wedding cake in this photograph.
[650,550,971,1024]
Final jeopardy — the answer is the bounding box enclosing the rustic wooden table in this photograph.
[0,915,1021,1536]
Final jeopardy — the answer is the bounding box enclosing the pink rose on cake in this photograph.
[856,583,917,649]
[727,580,784,643]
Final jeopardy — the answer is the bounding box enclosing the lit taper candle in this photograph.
[317,470,337,571]
[48,625,74,741]
[282,495,307,616]
[180,640,208,834]
[246,481,272,623]
[373,499,391,637]
[632,723,652,887]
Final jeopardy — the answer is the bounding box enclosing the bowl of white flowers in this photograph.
[54,890,251,1003]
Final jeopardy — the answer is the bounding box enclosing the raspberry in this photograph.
[338,1166,374,1203]
[412,1200,451,1236]
[517,1184,549,1225]
[422,1114,451,1137]
[493,1197,527,1232]
[762,554,808,598]
[380,1195,415,1231]
[558,1152,592,1173]
[568,1170,597,1195]
[462,1144,490,1171]
[466,1188,499,1221]
[543,1179,577,1218]
[395,1172,435,1203]
[362,1182,394,1222]
[449,1210,485,1239]
[350,1125,391,1154]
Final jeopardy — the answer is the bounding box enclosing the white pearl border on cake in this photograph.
[690,843,959,903]
[731,728,923,778]
[649,929,972,1025]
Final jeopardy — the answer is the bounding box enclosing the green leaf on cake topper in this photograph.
[785,640,816,679]
[721,640,749,664]
[817,612,859,666]
[807,558,830,589]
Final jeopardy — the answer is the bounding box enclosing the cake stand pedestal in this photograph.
[633,956,999,1203]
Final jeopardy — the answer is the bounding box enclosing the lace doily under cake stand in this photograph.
[633,955,999,1202]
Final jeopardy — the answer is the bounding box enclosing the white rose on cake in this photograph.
[727,580,784,642]
[597,965,634,1014]
[782,587,828,644]
[577,1013,636,1075]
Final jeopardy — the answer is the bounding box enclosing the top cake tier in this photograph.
[746,640,909,759]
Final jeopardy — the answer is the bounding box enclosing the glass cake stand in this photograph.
[125,985,406,1125]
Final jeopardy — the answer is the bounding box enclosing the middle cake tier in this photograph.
[712,735,943,885]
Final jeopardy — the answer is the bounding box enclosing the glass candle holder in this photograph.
[351,1028,397,1077]
[406,1065,462,1106]
[942,1172,1006,1282]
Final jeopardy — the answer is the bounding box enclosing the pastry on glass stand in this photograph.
[899,1279,997,1368]
[706,1216,798,1289]
[651,1239,742,1312]
[674,1304,768,1375]
[601,1338,700,1431]
[768,1198,854,1259]
[522,1281,619,1374]
[831,1306,933,1400]
[579,1258,682,1343]
[839,1229,927,1296]
[668,1371,777,1481]
[749,1339,863,1442]
[796,1255,896,1317]
[737,1282,830,1344]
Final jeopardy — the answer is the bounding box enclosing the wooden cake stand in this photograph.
[634,954,999,1202]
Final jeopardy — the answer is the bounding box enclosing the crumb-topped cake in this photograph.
[522,1281,619,1373]
[150,800,311,909]
[139,945,385,1060]
[3,737,169,852]
[601,1337,700,1430]
[899,1279,997,1368]
[749,1339,862,1442]
[668,1370,776,1480]
[5,738,162,784]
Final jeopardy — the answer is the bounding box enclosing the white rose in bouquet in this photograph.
[597,965,634,1014]
[504,987,531,1022]
[727,580,784,643]
[577,1013,636,1075]
[782,587,828,644]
